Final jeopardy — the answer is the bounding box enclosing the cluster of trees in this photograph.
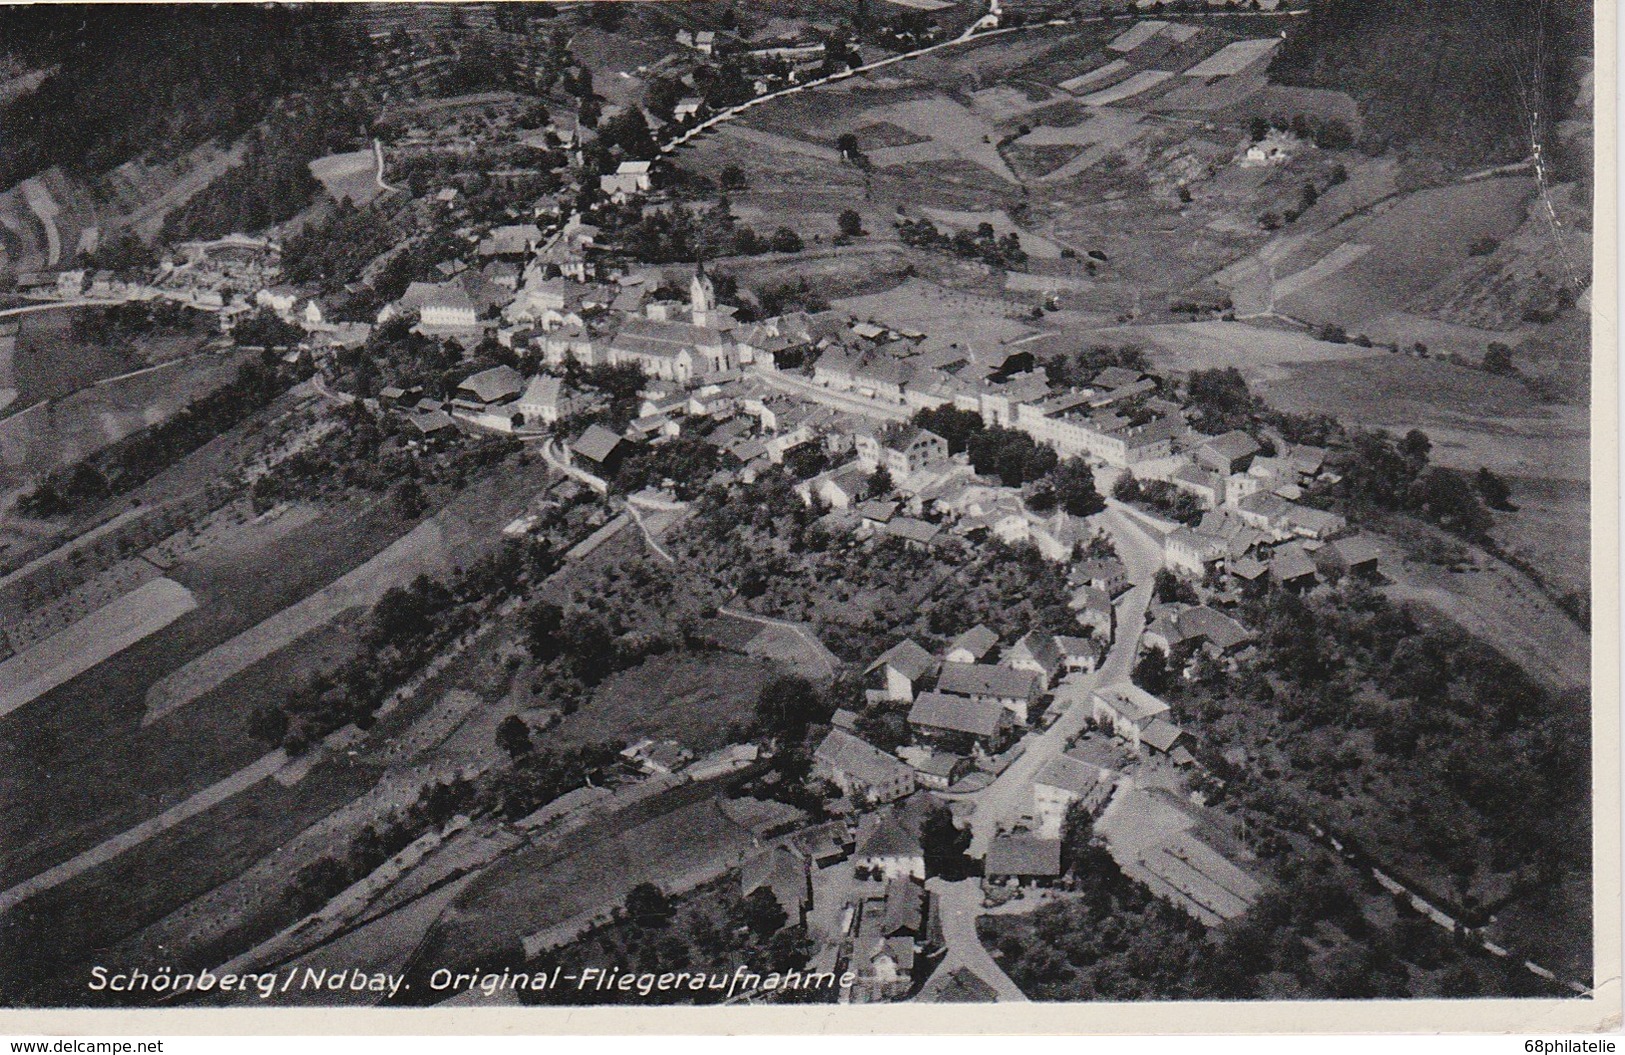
[967,426,1057,487]
[753,277,831,321]
[19,354,296,517]
[987,741,1550,999]
[1165,578,1587,957]
[251,546,535,752]
[1040,344,1149,390]
[1320,427,1496,540]
[230,308,304,349]
[279,197,406,292]
[249,400,519,508]
[1248,112,1356,151]
[613,436,728,501]
[1111,473,1204,526]
[0,7,374,187]
[68,301,202,344]
[161,91,375,241]
[897,217,1028,270]
[521,877,816,1006]
[285,776,480,914]
[602,199,803,263]
[1025,458,1106,518]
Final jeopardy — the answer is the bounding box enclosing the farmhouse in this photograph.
[984,835,1063,889]
[935,663,1042,723]
[866,638,938,701]
[944,625,999,665]
[907,691,1012,755]
[570,424,631,474]
[1033,753,1113,838]
[814,728,916,805]
[1091,683,1172,750]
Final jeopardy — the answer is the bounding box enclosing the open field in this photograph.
[418,787,760,976]
[0,577,196,718]
[835,276,1039,345]
[1273,178,1537,328]
[1084,319,1388,381]
[558,651,779,755]
[309,150,382,208]
[145,514,466,724]
[0,351,251,495]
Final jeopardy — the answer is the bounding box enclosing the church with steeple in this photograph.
[604,262,741,384]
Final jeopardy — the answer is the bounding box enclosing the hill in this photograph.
[1269,0,1590,173]
[0,7,373,190]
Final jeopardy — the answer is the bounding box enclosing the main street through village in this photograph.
[924,500,1169,998]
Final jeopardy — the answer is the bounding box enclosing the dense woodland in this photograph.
[1269,0,1589,172]
[0,7,372,188]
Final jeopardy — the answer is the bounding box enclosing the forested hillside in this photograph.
[1270,0,1590,172]
[0,7,372,188]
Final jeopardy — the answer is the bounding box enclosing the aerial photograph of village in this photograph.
[0,0,1597,1012]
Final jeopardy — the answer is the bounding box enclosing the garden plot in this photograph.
[1107,21,1169,53]
[1078,70,1175,107]
[1059,59,1130,93]
[0,577,197,718]
[861,96,1020,184]
[1181,37,1280,78]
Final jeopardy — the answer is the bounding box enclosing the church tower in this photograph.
[690,260,717,326]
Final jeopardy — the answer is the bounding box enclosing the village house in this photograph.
[1003,630,1064,689]
[855,422,949,479]
[1091,683,1173,750]
[476,223,543,260]
[865,638,938,702]
[1069,584,1116,640]
[1054,634,1106,674]
[380,279,479,332]
[1315,535,1382,580]
[903,749,971,791]
[1269,542,1320,591]
[740,845,811,927]
[513,374,574,426]
[853,810,926,881]
[846,877,931,1003]
[599,160,653,201]
[813,728,916,804]
[933,662,1042,724]
[1073,557,1130,597]
[944,625,999,665]
[1165,526,1229,577]
[1195,430,1262,476]
[907,691,1012,756]
[1033,753,1114,837]
[984,834,1064,889]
